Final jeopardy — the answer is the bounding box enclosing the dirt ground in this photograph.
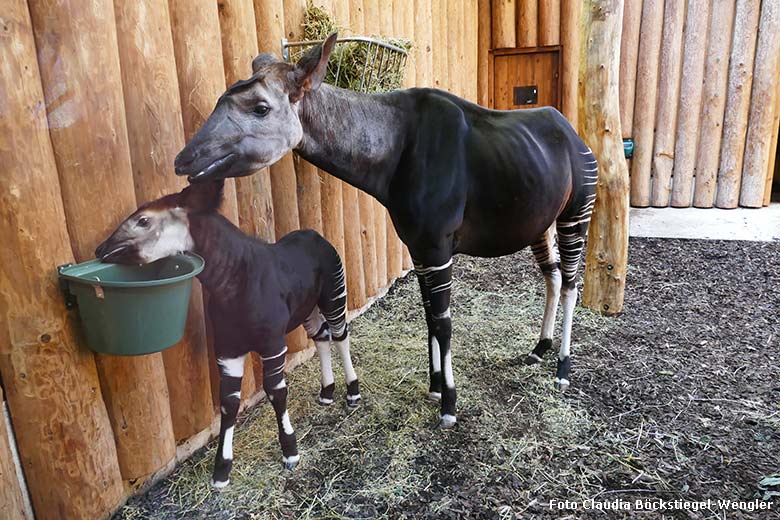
[116,238,779,520]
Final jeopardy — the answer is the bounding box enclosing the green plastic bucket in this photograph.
[58,253,205,356]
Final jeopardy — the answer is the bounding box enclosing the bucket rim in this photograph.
[58,252,205,288]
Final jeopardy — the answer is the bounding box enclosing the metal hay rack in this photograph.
[282,36,409,93]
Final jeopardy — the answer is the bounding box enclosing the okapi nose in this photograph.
[174,151,189,176]
[95,240,109,259]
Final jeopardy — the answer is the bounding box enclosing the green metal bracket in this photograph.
[623,138,634,159]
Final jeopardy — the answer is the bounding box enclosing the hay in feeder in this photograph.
[290,2,412,93]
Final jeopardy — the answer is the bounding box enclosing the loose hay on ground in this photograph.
[116,238,779,519]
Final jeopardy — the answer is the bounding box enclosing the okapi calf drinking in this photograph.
[95,180,360,487]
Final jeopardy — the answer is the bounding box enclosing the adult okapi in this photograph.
[174,34,596,429]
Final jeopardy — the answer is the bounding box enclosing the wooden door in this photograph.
[490,47,561,110]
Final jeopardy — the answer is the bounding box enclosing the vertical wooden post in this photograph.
[382,0,406,286]
[465,0,479,103]
[477,0,491,106]
[492,0,516,49]
[114,0,215,441]
[649,0,685,207]
[1,388,29,520]
[28,0,176,480]
[254,0,310,350]
[0,3,125,516]
[313,0,347,265]
[580,0,629,315]
[285,0,326,236]
[739,0,780,208]
[168,0,241,226]
[669,0,711,207]
[362,0,385,292]
[765,80,780,205]
[629,0,664,207]
[560,0,582,127]
[415,0,434,89]
[618,0,643,138]
[693,0,737,208]
[517,0,538,48]
[538,0,560,46]
[716,0,762,208]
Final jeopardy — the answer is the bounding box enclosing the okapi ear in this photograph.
[289,32,337,102]
[252,52,279,74]
[179,180,225,213]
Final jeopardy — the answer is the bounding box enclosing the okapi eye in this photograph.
[253,104,270,117]
[137,216,150,228]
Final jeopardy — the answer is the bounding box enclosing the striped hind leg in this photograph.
[525,225,562,365]
[315,258,360,408]
[554,216,591,391]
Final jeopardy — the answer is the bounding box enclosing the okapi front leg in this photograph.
[416,259,456,428]
[526,228,562,364]
[414,268,442,400]
[212,354,247,488]
[261,346,298,469]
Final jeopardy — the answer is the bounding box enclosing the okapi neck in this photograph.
[188,213,252,302]
[295,84,406,205]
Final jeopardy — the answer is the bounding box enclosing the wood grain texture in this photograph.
[560,0,581,127]
[492,0,516,49]
[415,0,434,88]
[618,0,643,138]
[114,0,214,441]
[0,388,29,520]
[764,80,780,205]
[169,0,241,223]
[538,0,560,46]
[670,0,711,207]
[492,50,560,110]
[0,11,104,513]
[716,0,761,208]
[739,0,780,207]
[693,0,736,208]
[629,0,664,207]
[29,0,176,480]
[517,0,538,48]
[580,0,629,315]
[0,3,125,515]
[650,0,685,207]
[477,0,491,105]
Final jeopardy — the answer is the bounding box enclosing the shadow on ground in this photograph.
[116,238,779,519]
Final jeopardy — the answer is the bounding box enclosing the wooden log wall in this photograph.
[619,0,780,208]
[483,0,780,208]
[1,0,478,517]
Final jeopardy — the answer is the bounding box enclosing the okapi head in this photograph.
[95,181,224,264]
[174,33,338,183]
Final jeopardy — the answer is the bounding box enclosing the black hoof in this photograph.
[526,338,553,365]
[524,353,543,365]
[555,356,571,392]
[346,394,361,409]
[318,382,335,406]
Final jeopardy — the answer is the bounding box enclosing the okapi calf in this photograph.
[95,180,360,487]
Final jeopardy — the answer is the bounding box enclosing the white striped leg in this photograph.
[415,259,456,428]
[554,216,590,392]
[304,308,336,405]
[261,346,298,469]
[414,270,441,400]
[335,335,361,408]
[526,227,562,365]
[212,354,247,488]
